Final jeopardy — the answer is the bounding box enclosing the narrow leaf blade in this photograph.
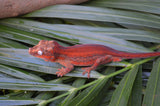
[23,5,160,29]
[109,65,139,106]
[142,58,160,106]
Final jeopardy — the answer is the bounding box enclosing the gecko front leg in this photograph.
[55,60,74,77]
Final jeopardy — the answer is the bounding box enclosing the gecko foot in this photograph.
[82,67,92,78]
[56,67,66,77]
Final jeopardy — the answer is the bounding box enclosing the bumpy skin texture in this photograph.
[29,40,160,78]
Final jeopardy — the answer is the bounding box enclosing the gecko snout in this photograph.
[28,48,32,54]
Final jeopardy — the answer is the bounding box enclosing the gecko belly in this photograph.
[69,55,102,66]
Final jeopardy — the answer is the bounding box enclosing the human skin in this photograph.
[0,0,89,18]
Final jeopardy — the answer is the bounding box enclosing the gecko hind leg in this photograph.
[82,55,113,78]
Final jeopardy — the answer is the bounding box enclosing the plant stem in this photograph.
[38,57,156,105]
[38,92,70,106]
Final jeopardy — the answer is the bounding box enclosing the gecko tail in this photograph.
[117,52,160,59]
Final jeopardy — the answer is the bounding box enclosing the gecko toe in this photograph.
[82,69,91,78]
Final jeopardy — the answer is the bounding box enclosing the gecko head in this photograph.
[29,40,59,61]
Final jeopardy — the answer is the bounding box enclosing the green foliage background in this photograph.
[0,0,160,105]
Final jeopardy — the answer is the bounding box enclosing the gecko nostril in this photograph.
[28,48,32,53]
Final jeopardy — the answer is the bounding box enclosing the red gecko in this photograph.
[29,40,160,78]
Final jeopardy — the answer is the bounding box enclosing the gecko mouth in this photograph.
[28,48,34,55]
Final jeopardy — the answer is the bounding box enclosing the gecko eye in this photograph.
[38,50,43,55]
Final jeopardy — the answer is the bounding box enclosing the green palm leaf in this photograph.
[142,58,160,106]
[88,0,160,14]
[24,5,160,29]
